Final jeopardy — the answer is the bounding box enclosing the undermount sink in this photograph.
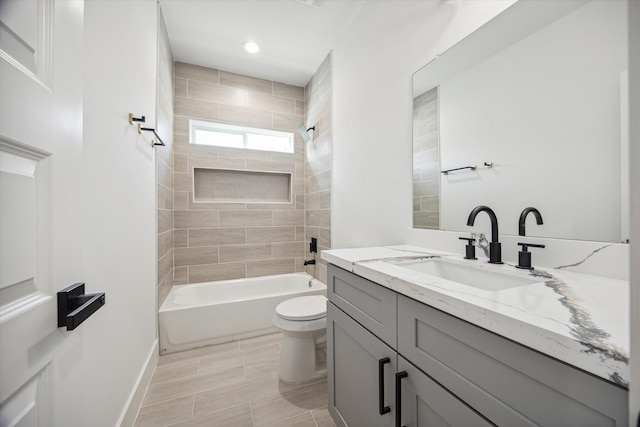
[393,258,540,291]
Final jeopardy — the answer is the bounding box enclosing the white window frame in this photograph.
[189,119,295,153]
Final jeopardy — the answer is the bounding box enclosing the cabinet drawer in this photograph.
[398,295,628,427]
[328,264,397,347]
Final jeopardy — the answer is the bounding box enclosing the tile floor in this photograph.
[134,332,336,427]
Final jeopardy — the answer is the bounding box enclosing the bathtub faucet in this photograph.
[304,259,316,266]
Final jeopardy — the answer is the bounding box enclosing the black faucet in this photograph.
[467,205,502,264]
[304,259,316,266]
[516,242,545,269]
[519,207,543,236]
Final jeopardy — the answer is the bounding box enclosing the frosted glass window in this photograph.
[194,128,243,148]
[190,119,294,153]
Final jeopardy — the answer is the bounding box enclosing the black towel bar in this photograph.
[128,113,166,146]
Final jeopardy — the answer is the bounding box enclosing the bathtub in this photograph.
[159,273,326,354]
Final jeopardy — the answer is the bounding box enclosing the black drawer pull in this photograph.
[396,371,408,427]
[378,357,391,415]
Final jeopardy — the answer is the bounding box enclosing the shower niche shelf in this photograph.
[193,168,292,204]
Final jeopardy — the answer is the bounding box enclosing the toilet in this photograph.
[273,295,328,384]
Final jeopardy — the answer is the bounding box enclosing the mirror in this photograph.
[412,0,629,243]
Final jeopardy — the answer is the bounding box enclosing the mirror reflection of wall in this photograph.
[412,87,440,229]
[412,0,629,243]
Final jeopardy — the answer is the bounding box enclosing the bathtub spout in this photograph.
[304,259,316,266]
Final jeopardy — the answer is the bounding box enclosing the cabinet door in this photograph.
[328,302,395,427]
[398,357,493,427]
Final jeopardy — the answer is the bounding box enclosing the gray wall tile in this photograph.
[246,258,295,278]
[189,228,246,246]
[188,80,245,106]
[174,210,219,228]
[219,210,272,227]
[175,246,219,267]
[219,244,271,263]
[247,227,296,244]
[188,262,246,283]
[174,96,219,121]
[272,242,304,259]
[175,61,219,83]
[220,71,272,94]
[218,105,272,129]
[273,210,304,226]
[170,61,324,285]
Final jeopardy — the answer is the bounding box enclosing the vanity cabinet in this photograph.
[327,264,629,427]
[328,303,491,427]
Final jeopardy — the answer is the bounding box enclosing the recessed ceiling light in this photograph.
[242,41,260,54]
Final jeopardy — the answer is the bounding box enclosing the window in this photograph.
[190,119,294,153]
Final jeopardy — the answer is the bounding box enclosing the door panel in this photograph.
[399,357,493,427]
[328,302,395,427]
[0,0,84,423]
[0,364,51,427]
[0,0,53,86]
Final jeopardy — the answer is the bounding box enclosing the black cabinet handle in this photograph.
[395,371,408,427]
[378,357,391,415]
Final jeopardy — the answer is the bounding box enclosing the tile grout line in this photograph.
[249,401,256,427]
[189,394,195,423]
[310,409,320,427]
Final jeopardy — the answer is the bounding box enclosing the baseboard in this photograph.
[117,339,159,427]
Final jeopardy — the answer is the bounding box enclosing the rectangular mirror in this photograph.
[412,0,629,243]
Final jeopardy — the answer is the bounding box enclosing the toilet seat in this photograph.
[275,295,327,321]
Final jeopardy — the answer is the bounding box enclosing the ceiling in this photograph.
[158,0,368,88]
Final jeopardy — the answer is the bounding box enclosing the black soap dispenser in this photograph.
[458,236,477,260]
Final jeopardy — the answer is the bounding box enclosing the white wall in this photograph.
[61,1,159,425]
[332,0,638,419]
[438,1,627,242]
[332,0,514,249]
[629,0,640,422]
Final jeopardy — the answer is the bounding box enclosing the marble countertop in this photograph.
[321,245,629,387]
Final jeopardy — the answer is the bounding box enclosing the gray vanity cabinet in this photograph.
[327,265,491,427]
[398,294,628,427]
[328,302,492,427]
[327,264,629,427]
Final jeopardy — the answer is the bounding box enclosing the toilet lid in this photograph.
[276,295,327,321]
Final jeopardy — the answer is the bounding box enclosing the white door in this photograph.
[0,0,84,424]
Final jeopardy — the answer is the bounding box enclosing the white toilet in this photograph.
[273,295,328,384]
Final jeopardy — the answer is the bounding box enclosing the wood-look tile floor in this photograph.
[134,333,336,427]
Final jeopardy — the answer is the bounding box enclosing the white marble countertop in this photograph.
[321,245,629,387]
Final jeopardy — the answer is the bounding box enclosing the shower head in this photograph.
[298,123,315,143]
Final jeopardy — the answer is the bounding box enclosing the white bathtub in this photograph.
[159,273,326,354]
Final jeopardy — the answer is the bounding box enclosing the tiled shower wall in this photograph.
[412,87,439,229]
[304,54,333,284]
[156,10,174,306]
[172,62,308,284]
